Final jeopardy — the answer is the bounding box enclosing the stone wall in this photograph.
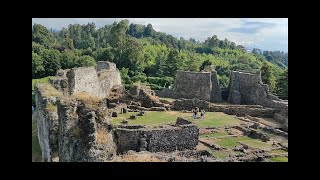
[57,98,117,162]
[172,71,212,101]
[172,98,276,118]
[114,118,199,153]
[67,67,102,97]
[210,71,222,102]
[227,71,288,127]
[156,70,222,102]
[34,84,63,162]
[49,61,122,99]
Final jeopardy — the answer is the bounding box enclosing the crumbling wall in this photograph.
[172,98,276,118]
[49,61,122,99]
[210,71,222,102]
[34,84,62,162]
[172,71,212,101]
[157,70,222,102]
[115,118,199,153]
[67,67,102,97]
[227,71,288,128]
[49,69,70,95]
[57,96,117,162]
[128,84,165,108]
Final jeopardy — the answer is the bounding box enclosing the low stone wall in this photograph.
[114,119,199,154]
[172,98,276,118]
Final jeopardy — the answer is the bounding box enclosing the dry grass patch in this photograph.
[96,128,108,144]
[37,83,63,97]
[46,103,57,112]
[72,92,102,109]
[116,153,163,162]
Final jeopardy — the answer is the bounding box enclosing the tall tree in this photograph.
[32,24,56,48]
[260,62,276,93]
[110,19,129,67]
[276,68,288,100]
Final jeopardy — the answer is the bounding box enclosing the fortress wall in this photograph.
[115,119,199,154]
[172,71,212,101]
[34,84,62,162]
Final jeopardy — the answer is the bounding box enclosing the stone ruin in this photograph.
[156,68,222,102]
[115,117,198,154]
[227,70,288,131]
[50,61,121,98]
[34,61,198,162]
[33,61,287,162]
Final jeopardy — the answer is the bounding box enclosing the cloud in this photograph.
[32,18,288,52]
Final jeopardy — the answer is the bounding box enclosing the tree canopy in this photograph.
[32,19,288,99]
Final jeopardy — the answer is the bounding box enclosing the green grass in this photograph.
[270,149,288,154]
[111,111,177,126]
[111,111,241,128]
[240,139,272,149]
[210,150,231,159]
[200,132,229,138]
[32,120,41,162]
[271,156,288,162]
[215,136,252,148]
[32,76,53,106]
[214,136,272,149]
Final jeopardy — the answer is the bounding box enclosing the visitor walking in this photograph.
[200,109,206,120]
[192,109,196,119]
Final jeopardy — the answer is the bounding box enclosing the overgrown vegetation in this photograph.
[32,20,287,99]
[32,76,52,106]
[111,111,241,128]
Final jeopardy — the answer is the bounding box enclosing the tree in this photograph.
[40,49,61,77]
[110,19,129,67]
[32,24,56,48]
[276,68,288,100]
[144,24,155,37]
[260,62,276,93]
[75,55,96,67]
[32,52,44,78]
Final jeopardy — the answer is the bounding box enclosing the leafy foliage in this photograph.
[32,20,287,99]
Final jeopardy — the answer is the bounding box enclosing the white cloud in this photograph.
[32,18,288,52]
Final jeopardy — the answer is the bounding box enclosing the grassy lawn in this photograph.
[111,111,241,128]
[200,132,229,138]
[271,156,288,162]
[213,136,272,149]
[239,139,272,149]
[270,149,288,154]
[32,120,41,162]
[210,150,232,159]
[214,136,252,148]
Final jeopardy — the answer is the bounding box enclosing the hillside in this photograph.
[32,19,288,106]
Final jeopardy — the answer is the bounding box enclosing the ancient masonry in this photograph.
[227,71,288,131]
[34,62,287,162]
[34,61,199,162]
[50,61,121,98]
[156,67,222,102]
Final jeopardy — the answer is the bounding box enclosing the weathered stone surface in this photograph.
[156,70,222,103]
[34,84,63,162]
[176,117,192,125]
[57,98,117,162]
[49,61,122,99]
[210,71,222,102]
[172,98,275,118]
[115,118,199,153]
[128,84,165,108]
[227,70,288,124]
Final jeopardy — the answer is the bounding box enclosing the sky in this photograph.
[32,18,288,52]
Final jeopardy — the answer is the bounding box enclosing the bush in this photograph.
[147,76,173,88]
